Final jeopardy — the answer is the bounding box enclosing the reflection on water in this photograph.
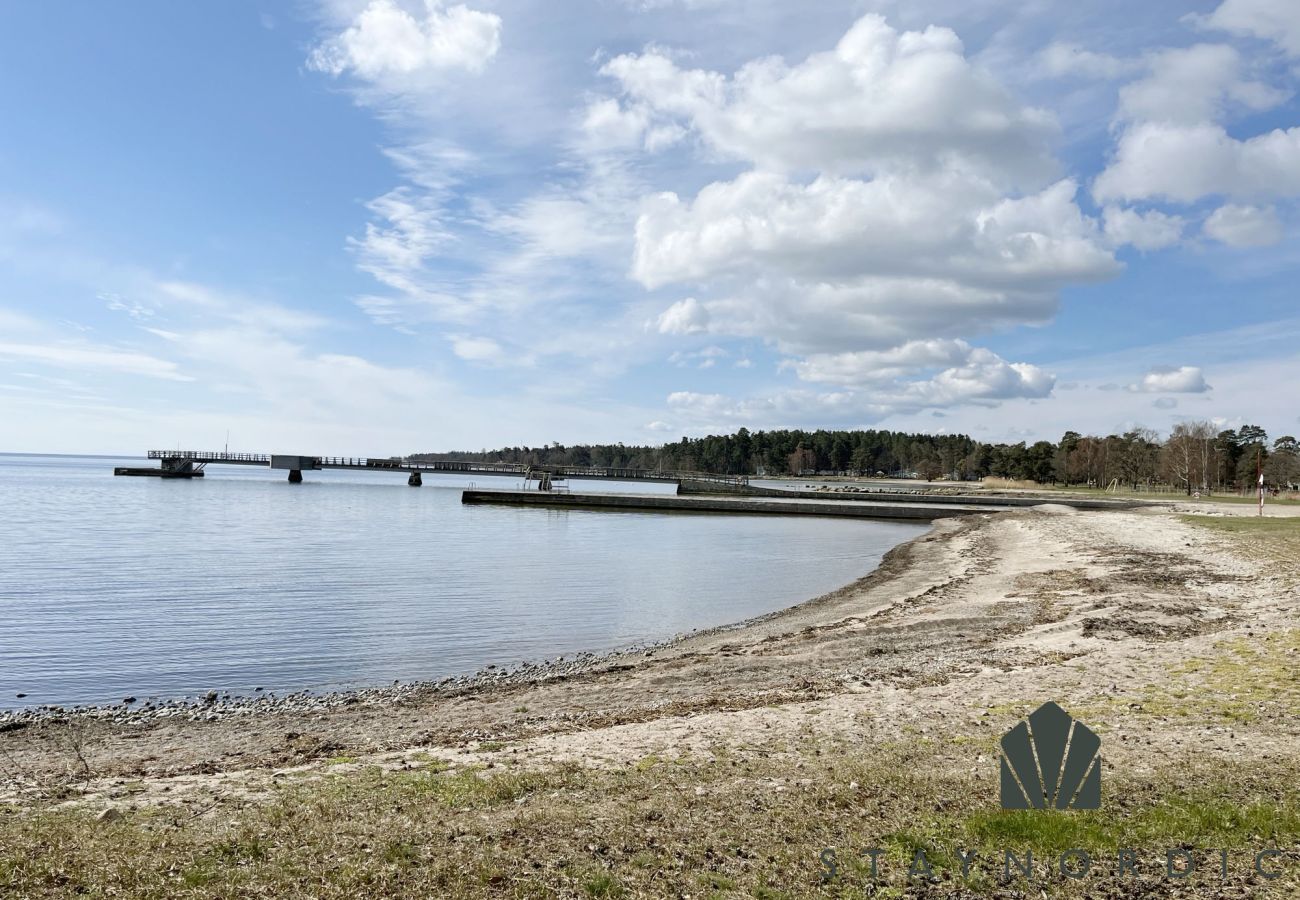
[0,454,926,709]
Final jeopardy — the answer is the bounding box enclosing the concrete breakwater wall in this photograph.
[461,489,1002,521]
[711,485,1145,510]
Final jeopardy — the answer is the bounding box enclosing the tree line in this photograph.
[414,422,1300,493]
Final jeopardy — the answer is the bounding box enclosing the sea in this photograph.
[0,453,926,709]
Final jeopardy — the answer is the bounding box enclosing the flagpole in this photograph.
[1258,447,1264,517]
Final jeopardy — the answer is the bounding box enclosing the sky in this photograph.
[1,0,1298,455]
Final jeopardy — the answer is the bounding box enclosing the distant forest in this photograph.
[414,422,1300,493]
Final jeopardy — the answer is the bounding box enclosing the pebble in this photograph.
[0,638,675,728]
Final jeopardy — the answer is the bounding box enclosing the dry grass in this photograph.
[1180,515,1300,580]
[2,739,1299,898]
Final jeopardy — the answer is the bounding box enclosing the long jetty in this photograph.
[115,449,746,488]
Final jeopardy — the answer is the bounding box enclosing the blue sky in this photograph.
[1,0,1298,455]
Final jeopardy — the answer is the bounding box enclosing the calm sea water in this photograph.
[0,454,925,710]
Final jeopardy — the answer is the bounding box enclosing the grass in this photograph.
[1181,513,1300,537]
[1180,513,1300,574]
[2,741,1298,898]
[979,478,1300,505]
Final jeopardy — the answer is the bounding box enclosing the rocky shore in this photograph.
[0,649,631,730]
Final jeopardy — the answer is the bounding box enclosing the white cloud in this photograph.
[450,334,506,363]
[1202,0,1300,57]
[665,348,1054,429]
[889,348,1054,408]
[1128,365,1210,393]
[600,14,1057,185]
[1094,39,1299,206]
[354,189,451,277]
[661,341,1054,433]
[785,341,1054,409]
[1101,205,1184,250]
[1037,41,1137,80]
[1094,122,1300,203]
[580,98,651,151]
[1116,44,1287,126]
[1202,203,1284,246]
[347,186,474,326]
[636,173,1117,353]
[668,345,727,368]
[100,292,157,320]
[0,340,190,382]
[788,338,973,385]
[309,0,501,80]
[654,297,709,334]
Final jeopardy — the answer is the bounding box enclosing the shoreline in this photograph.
[3,503,1295,814]
[0,519,943,728]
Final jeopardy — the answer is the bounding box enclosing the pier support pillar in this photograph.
[407,471,423,487]
[288,469,303,484]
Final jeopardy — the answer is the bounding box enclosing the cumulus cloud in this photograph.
[1129,365,1210,393]
[1115,44,1287,126]
[1202,0,1300,57]
[1095,35,1299,206]
[580,11,1137,419]
[1101,205,1184,250]
[664,346,1054,428]
[1202,203,1284,246]
[654,297,709,334]
[1094,122,1300,203]
[636,173,1117,353]
[309,0,501,80]
[659,340,1055,435]
[787,341,1054,410]
[599,14,1057,185]
[889,348,1054,408]
[787,338,974,385]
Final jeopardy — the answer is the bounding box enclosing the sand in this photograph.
[2,503,1297,811]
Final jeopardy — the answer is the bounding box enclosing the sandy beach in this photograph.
[3,502,1298,896]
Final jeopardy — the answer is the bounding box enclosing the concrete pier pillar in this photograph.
[288,469,303,483]
[407,471,423,487]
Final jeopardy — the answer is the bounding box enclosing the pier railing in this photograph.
[145,450,747,485]
[149,450,271,463]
